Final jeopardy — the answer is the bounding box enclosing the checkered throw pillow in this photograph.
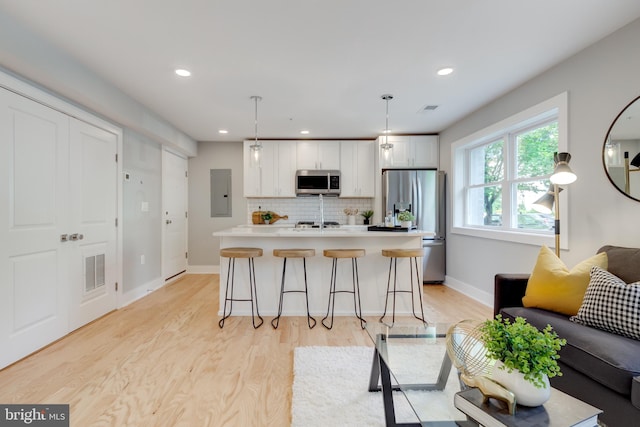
[570,266,640,340]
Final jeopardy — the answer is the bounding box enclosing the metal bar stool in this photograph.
[218,247,264,329]
[321,248,367,330]
[271,248,317,329]
[380,248,427,326]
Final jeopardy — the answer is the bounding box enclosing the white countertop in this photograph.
[212,224,435,238]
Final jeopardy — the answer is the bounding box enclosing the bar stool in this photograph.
[271,248,317,329]
[321,249,367,330]
[218,247,264,329]
[380,248,427,326]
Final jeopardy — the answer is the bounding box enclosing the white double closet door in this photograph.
[0,87,118,369]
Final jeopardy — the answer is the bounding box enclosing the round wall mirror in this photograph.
[603,95,640,202]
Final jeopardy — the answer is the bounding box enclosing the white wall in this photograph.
[439,18,640,306]
[188,142,247,271]
[122,130,163,301]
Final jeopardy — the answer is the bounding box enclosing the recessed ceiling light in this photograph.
[437,67,454,76]
[300,130,310,135]
[175,69,191,77]
[218,129,228,134]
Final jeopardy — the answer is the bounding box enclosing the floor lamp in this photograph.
[623,151,640,195]
[533,152,577,258]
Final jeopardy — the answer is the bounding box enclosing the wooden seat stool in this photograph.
[321,248,367,330]
[218,247,264,329]
[271,248,317,329]
[380,248,427,326]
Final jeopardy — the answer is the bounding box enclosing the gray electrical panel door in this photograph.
[210,169,232,217]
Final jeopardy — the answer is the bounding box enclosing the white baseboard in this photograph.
[188,265,218,274]
[119,277,164,308]
[443,275,493,309]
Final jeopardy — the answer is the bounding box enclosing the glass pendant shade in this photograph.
[380,94,394,153]
[249,95,262,167]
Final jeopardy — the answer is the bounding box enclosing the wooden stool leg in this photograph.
[302,258,317,329]
[379,258,394,324]
[248,257,264,329]
[411,256,427,323]
[321,258,339,330]
[271,257,288,329]
[218,257,235,328]
[351,258,366,329]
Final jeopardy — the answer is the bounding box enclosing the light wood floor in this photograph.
[0,274,491,426]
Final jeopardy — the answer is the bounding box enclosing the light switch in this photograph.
[141,201,149,212]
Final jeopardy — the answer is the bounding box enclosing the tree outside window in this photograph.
[466,120,558,231]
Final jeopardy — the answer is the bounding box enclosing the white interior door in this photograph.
[68,119,118,330]
[163,150,188,281]
[0,88,70,368]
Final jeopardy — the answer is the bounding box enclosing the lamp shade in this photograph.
[532,185,563,214]
[550,152,577,185]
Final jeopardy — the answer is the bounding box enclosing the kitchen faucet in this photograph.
[319,194,324,230]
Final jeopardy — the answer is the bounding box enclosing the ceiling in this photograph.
[2,1,640,143]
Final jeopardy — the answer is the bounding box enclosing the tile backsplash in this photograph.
[247,198,374,225]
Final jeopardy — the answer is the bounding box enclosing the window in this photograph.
[452,93,568,247]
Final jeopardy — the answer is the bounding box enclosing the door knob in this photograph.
[166,220,172,225]
[60,234,68,242]
[69,233,84,241]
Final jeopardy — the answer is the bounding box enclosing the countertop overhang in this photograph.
[212,225,435,238]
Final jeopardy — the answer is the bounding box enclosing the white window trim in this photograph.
[451,92,569,248]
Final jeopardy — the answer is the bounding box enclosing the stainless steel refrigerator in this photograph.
[382,169,446,283]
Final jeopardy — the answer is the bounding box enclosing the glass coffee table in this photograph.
[366,322,476,427]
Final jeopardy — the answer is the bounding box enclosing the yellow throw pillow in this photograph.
[522,245,608,316]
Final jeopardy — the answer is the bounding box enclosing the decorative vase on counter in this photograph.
[363,219,370,225]
[490,360,551,407]
[400,220,412,228]
[347,216,356,225]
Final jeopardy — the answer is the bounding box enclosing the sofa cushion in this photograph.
[501,306,640,396]
[571,266,640,340]
[597,245,640,284]
[522,245,607,316]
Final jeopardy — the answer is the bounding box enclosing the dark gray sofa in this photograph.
[494,245,640,427]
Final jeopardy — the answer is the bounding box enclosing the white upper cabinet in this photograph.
[379,135,438,168]
[243,140,297,197]
[296,140,340,170]
[340,140,375,197]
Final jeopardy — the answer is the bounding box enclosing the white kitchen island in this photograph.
[212,226,434,318]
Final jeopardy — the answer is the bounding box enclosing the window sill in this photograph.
[451,226,557,248]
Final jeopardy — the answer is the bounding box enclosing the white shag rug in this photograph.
[292,345,464,427]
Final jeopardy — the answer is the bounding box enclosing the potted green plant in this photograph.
[261,211,273,224]
[361,210,374,225]
[479,315,566,406]
[396,211,415,228]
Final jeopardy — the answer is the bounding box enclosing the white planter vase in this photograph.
[400,220,412,228]
[347,216,356,225]
[490,361,551,407]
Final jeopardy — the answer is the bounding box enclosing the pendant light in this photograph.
[380,94,394,153]
[249,95,262,166]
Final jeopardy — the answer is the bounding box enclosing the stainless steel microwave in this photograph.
[295,170,341,196]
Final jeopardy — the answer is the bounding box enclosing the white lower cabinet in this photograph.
[244,140,297,197]
[340,140,375,197]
